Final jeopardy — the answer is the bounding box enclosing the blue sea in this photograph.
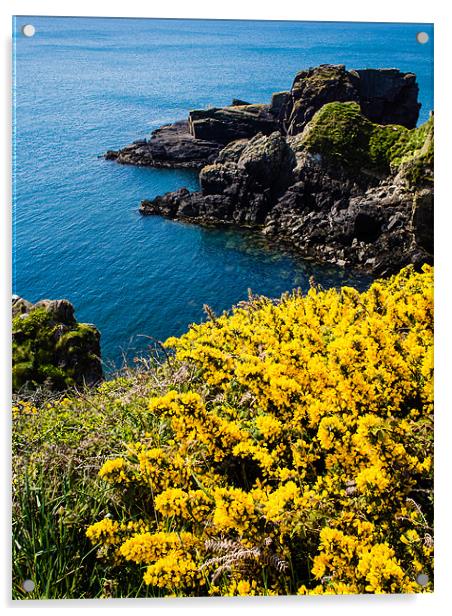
[12,17,434,369]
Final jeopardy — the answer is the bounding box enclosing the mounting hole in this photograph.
[416,573,429,587]
[22,579,35,592]
[416,32,429,44]
[21,24,36,38]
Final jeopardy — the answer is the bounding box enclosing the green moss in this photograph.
[387,116,434,186]
[368,124,408,169]
[56,327,95,350]
[12,361,34,392]
[13,307,54,338]
[388,115,434,167]
[298,101,434,182]
[299,102,376,172]
[12,306,100,393]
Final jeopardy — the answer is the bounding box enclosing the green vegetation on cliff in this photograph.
[296,101,433,183]
[12,301,102,393]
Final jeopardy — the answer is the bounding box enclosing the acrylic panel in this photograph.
[12,16,433,599]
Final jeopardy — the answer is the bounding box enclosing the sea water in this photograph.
[13,17,433,368]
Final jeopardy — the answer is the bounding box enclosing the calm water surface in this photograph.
[13,17,433,368]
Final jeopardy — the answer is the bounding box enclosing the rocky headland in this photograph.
[106,64,433,275]
[12,296,103,392]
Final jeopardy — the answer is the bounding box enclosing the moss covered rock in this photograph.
[294,101,433,182]
[285,64,359,135]
[277,65,420,136]
[12,296,103,392]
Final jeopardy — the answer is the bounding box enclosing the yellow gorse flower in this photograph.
[86,265,433,596]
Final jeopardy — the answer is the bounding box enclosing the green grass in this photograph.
[12,369,169,599]
[14,471,111,599]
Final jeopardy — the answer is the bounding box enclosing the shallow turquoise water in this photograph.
[12,17,433,368]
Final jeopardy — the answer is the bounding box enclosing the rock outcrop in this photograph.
[104,64,432,276]
[106,64,421,170]
[12,296,103,392]
[105,121,221,169]
[141,131,296,226]
[140,100,433,276]
[188,104,278,144]
[274,64,421,135]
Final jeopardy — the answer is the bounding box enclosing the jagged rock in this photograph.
[188,104,278,144]
[140,100,433,276]
[12,296,103,392]
[106,64,421,169]
[200,162,240,196]
[351,68,420,129]
[387,212,405,232]
[237,132,296,193]
[276,64,420,136]
[267,171,431,276]
[108,121,221,169]
[140,187,193,217]
[284,64,360,135]
[411,189,433,253]
[142,132,296,227]
[270,91,291,124]
[12,295,33,316]
[216,139,249,164]
[34,299,76,325]
[105,149,119,161]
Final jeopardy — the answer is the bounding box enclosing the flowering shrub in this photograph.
[87,265,433,596]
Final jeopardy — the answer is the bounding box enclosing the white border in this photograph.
[0,0,441,22]
[1,1,451,614]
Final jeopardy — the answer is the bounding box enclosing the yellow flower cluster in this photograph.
[225,579,260,596]
[143,552,201,590]
[212,487,256,533]
[99,458,130,484]
[154,488,211,521]
[87,265,433,596]
[120,531,199,563]
[356,543,412,593]
[120,531,204,592]
[86,518,149,561]
[86,518,121,547]
[12,400,37,416]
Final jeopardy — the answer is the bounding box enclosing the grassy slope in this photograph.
[12,374,161,598]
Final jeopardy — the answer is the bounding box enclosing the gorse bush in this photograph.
[84,265,433,596]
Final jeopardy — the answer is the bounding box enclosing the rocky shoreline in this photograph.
[106,64,433,276]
